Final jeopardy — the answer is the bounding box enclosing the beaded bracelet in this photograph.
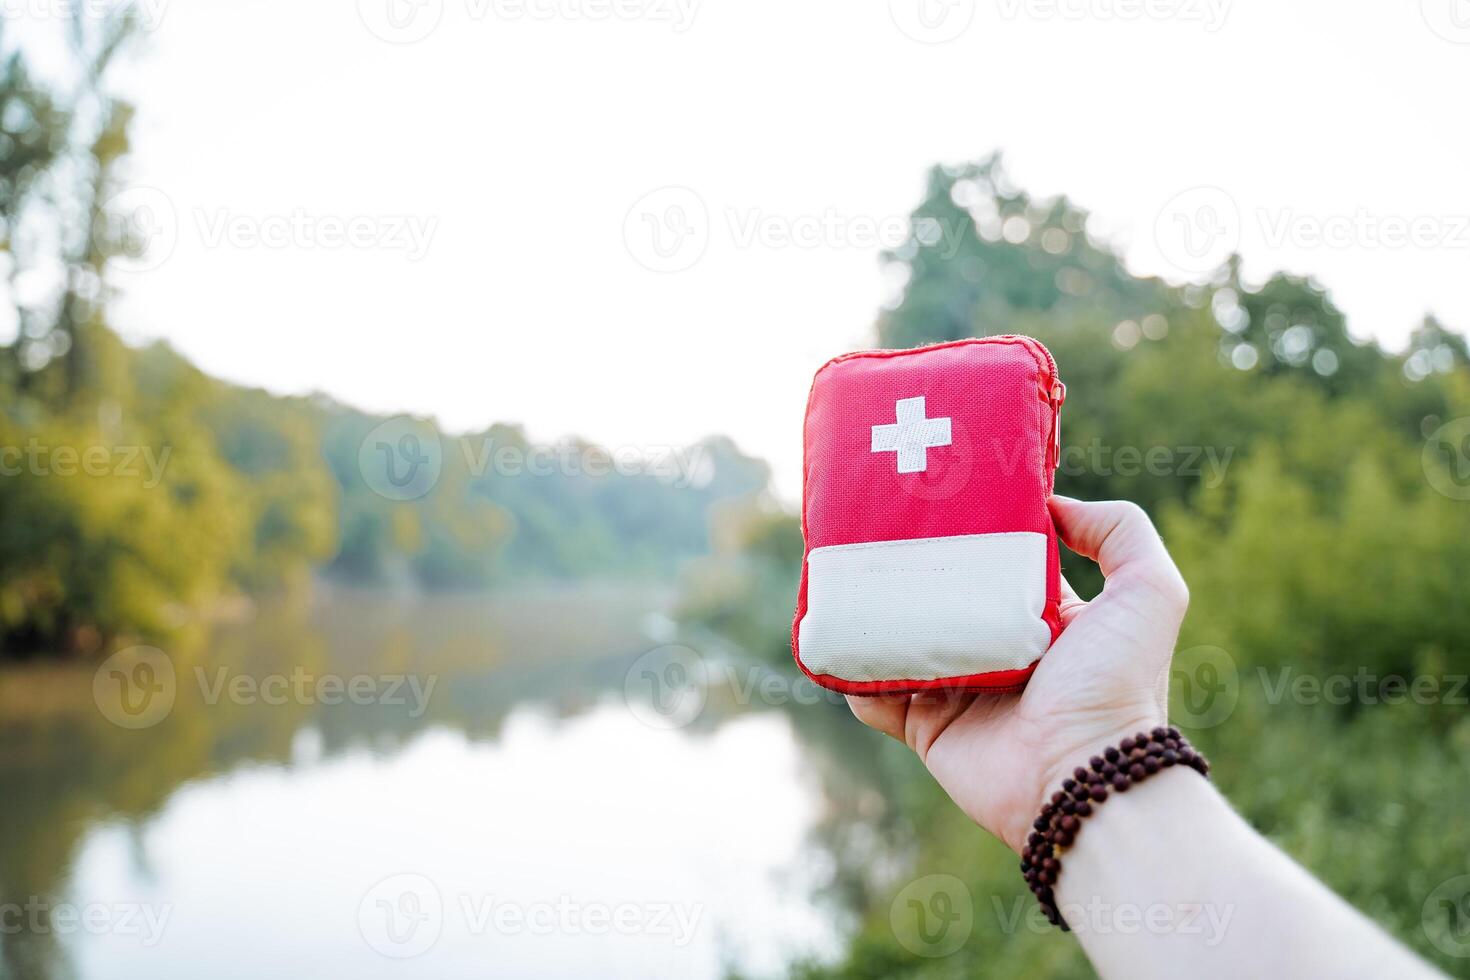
[1020,726,1211,931]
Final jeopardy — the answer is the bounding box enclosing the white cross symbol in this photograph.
[870,396,952,474]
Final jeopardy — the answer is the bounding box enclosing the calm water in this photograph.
[0,586,868,979]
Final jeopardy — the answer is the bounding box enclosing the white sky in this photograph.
[88,0,1470,498]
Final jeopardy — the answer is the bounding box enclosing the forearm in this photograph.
[1053,767,1439,979]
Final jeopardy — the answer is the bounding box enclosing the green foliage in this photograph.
[682,156,1470,976]
[0,329,770,653]
[0,21,769,654]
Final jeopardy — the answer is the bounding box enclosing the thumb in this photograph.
[1048,495,1189,615]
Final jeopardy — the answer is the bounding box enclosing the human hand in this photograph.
[846,496,1189,854]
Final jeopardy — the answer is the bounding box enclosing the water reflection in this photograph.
[0,586,868,979]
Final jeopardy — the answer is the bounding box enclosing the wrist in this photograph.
[1008,713,1167,854]
[1019,728,1212,930]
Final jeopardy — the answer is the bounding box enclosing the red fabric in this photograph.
[792,336,1065,696]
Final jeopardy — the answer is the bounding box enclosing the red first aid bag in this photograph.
[792,336,1067,695]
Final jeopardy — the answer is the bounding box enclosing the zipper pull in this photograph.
[1048,381,1066,470]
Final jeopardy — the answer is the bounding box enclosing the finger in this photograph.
[1048,496,1188,608]
[904,690,981,760]
[1057,573,1088,626]
[846,693,909,742]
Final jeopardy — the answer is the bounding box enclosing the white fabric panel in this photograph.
[797,532,1050,682]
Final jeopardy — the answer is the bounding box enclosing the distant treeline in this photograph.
[0,324,768,655]
[685,154,1470,685]
[0,18,766,656]
[685,156,1470,979]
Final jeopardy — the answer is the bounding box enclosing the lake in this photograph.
[0,585,877,979]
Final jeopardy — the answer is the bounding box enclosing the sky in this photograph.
[78,0,1470,497]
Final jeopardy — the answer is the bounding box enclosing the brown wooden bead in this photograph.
[1023,732,1210,934]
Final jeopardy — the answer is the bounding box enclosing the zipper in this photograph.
[1047,379,1066,470]
[1004,334,1066,475]
[830,334,1065,477]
